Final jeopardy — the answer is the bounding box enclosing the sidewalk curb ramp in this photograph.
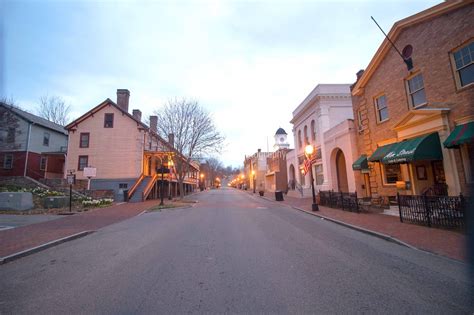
[0,230,95,265]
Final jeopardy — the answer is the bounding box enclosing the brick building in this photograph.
[351,1,473,204]
[0,102,68,180]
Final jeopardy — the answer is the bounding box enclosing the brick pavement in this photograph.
[262,193,467,262]
[0,200,161,258]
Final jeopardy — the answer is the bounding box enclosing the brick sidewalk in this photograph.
[0,200,162,258]
[263,194,467,262]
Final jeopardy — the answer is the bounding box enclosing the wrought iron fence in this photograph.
[397,193,465,229]
[319,190,359,213]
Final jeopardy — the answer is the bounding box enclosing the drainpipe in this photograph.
[23,122,33,177]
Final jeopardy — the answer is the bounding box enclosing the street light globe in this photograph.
[200,174,204,179]
[241,175,245,179]
[251,170,255,176]
[305,144,314,156]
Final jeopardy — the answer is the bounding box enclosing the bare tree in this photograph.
[0,98,21,151]
[206,157,224,187]
[154,98,224,198]
[37,95,71,125]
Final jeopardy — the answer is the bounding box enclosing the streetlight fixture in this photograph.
[200,173,205,191]
[251,170,256,193]
[168,158,174,200]
[305,144,319,211]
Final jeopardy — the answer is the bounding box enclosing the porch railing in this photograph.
[397,192,466,229]
[319,190,359,213]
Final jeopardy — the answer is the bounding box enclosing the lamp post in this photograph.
[200,173,204,191]
[305,144,319,211]
[168,158,174,200]
[251,170,256,193]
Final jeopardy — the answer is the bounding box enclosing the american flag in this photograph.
[303,157,317,175]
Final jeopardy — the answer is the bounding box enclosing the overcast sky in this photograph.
[2,0,439,167]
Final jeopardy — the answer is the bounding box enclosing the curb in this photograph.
[0,230,95,265]
[258,195,417,249]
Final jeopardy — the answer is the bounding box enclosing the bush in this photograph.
[82,198,113,207]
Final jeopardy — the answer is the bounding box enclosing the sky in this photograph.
[1,0,440,167]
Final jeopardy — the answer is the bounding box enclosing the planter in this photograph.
[259,191,264,196]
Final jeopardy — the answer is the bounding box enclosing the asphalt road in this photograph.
[0,188,472,314]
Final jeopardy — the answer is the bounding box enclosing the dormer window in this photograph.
[104,113,114,128]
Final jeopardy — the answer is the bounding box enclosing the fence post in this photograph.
[423,194,431,227]
[397,192,403,223]
[341,191,344,210]
[460,193,465,228]
[355,191,359,213]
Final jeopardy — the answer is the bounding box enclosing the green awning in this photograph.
[352,155,368,171]
[443,122,474,148]
[368,143,398,162]
[381,132,443,164]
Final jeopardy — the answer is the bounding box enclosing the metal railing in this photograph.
[397,193,465,229]
[319,190,359,213]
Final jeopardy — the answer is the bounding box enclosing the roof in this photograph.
[275,128,287,135]
[65,98,148,130]
[352,0,470,96]
[0,102,68,135]
[290,84,351,124]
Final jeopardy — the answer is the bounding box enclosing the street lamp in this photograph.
[200,173,204,191]
[168,158,174,200]
[251,170,256,193]
[305,144,319,211]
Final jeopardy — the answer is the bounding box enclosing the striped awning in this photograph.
[443,122,474,148]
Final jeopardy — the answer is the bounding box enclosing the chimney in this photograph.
[149,116,157,133]
[168,133,175,147]
[356,69,365,80]
[116,89,130,112]
[257,148,261,153]
[132,109,142,121]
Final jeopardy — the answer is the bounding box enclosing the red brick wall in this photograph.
[352,4,474,198]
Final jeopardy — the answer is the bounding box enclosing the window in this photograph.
[381,164,402,185]
[303,125,308,144]
[7,128,15,143]
[40,156,47,171]
[119,183,128,189]
[452,41,474,88]
[357,110,364,132]
[375,95,389,122]
[104,113,114,128]
[43,132,50,146]
[298,130,302,148]
[311,120,316,141]
[315,164,324,185]
[78,155,88,171]
[406,73,427,107]
[3,154,13,169]
[80,133,90,148]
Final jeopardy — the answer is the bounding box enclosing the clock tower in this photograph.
[274,127,290,150]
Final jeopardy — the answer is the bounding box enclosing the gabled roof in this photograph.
[65,98,148,130]
[352,0,471,96]
[0,102,68,135]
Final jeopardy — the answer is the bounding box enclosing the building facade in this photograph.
[0,103,68,180]
[351,1,473,204]
[244,149,269,192]
[65,89,199,201]
[287,84,354,197]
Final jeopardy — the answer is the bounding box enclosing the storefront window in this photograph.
[315,164,324,185]
[382,164,402,184]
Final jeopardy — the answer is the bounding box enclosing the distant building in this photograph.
[244,149,269,192]
[350,1,473,203]
[65,89,199,201]
[0,102,68,180]
[287,84,355,197]
[273,127,290,150]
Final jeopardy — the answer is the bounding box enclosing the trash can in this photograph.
[123,190,129,202]
[275,190,284,201]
